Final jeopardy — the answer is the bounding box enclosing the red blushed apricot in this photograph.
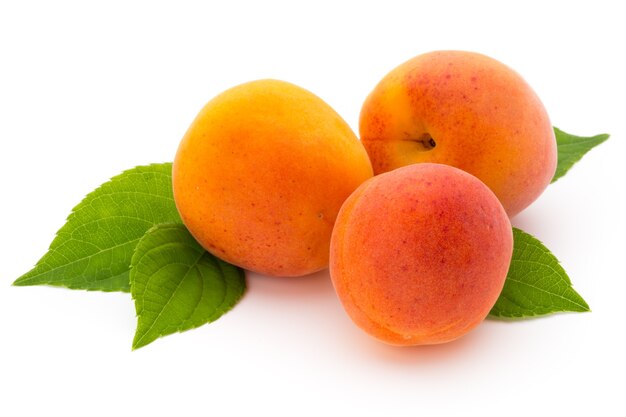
[173,80,373,277]
[360,50,557,217]
[330,163,513,345]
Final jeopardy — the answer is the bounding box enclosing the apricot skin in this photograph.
[359,50,557,217]
[173,80,373,277]
[330,163,513,345]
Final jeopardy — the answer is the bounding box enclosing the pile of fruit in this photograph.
[173,50,556,345]
[16,51,606,349]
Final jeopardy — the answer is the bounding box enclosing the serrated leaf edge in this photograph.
[12,163,175,292]
[130,223,246,350]
[552,127,610,183]
[488,228,591,320]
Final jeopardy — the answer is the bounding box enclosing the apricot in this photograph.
[359,50,557,217]
[330,163,513,345]
[173,80,373,277]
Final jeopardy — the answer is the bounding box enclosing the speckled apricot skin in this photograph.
[359,50,557,217]
[330,163,513,346]
[173,80,373,277]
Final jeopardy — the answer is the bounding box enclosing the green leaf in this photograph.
[130,223,246,350]
[489,228,590,319]
[552,127,609,183]
[13,163,181,292]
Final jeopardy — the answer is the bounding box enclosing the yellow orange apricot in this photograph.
[173,80,373,277]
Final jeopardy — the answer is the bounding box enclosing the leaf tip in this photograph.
[551,127,611,183]
[12,274,31,287]
[131,335,149,351]
[567,287,591,313]
[577,300,591,313]
[132,326,157,350]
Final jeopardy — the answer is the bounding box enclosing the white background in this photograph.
[1,1,624,416]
